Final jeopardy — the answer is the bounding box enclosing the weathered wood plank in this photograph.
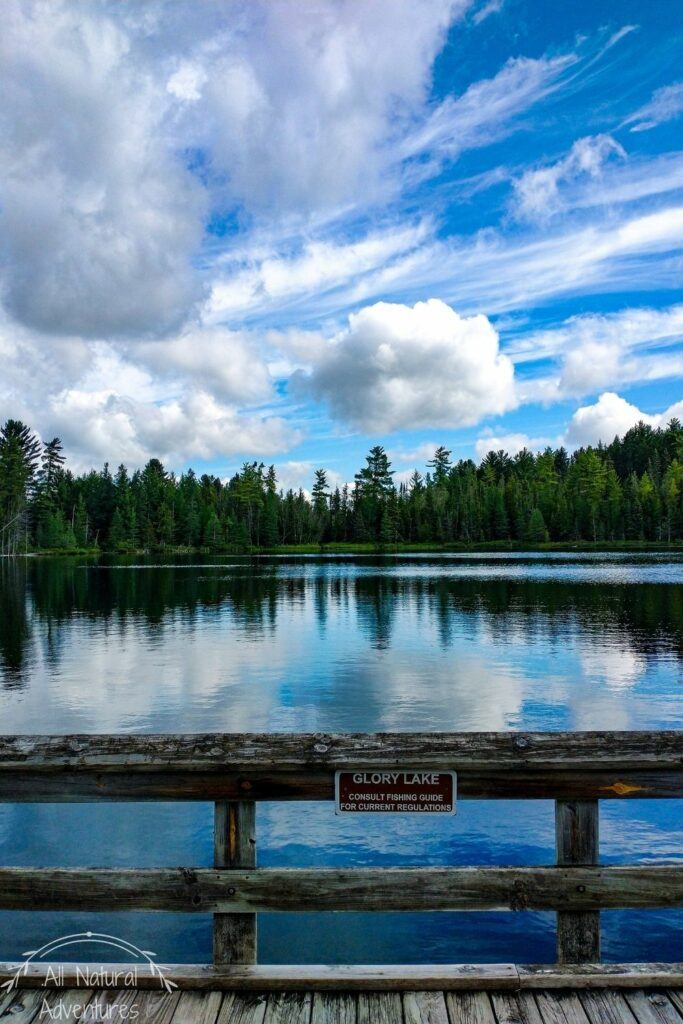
[518,966,683,989]
[0,985,21,1017]
[217,992,268,1024]
[0,732,680,772]
[536,991,592,1024]
[623,992,682,1024]
[491,992,545,1024]
[0,989,49,1022]
[84,988,141,1022]
[404,991,450,1024]
[357,991,401,1024]
[0,962,519,991]
[0,865,679,912]
[446,991,496,1024]
[133,989,182,1024]
[556,800,600,964]
[36,988,94,1022]
[169,990,225,1023]
[579,990,639,1024]
[310,992,356,1024]
[666,991,683,1017]
[1,768,680,802]
[263,992,312,1024]
[214,801,256,965]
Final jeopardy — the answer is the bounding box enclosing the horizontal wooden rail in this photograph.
[0,732,681,802]
[1,731,681,771]
[0,865,681,912]
[2,768,682,801]
[2,961,683,991]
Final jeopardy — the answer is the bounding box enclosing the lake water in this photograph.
[0,552,681,965]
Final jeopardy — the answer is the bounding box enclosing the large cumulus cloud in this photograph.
[302,298,517,432]
[0,1,206,338]
[0,0,463,341]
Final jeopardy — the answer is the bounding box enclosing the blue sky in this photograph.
[1,0,682,490]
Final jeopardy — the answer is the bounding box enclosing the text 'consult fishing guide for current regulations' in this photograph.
[334,770,457,814]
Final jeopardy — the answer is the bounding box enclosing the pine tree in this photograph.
[526,508,548,543]
[428,446,451,485]
[0,420,42,554]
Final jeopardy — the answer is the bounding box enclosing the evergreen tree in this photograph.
[0,420,41,555]
[3,417,683,554]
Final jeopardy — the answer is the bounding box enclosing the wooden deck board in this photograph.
[311,992,357,1023]
[491,991,546,1024]
[448,990,497,1024]
[170,990,226,1023]
[217,992,269,1023]
[579,989,639,1024]
[0,988,676,1024]
[1,988,51,1022]
[264,991,313,1024]
[403,991,450,1024]
[357,991,401,1024]
[622,992,683,1024]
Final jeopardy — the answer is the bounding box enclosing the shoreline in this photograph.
[4,540,683,559]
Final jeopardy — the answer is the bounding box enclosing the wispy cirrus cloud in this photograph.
[623,82,683,133]
[511,135,625,221]
[510,305,683,405]
[507,304,683,365]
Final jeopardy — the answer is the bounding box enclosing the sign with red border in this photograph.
[335,770,457,814]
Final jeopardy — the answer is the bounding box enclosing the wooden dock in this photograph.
[0,731,680,1020]
[2,983,683,1024]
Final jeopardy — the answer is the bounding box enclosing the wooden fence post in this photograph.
[555,799,600,963]
[214,800,256,964]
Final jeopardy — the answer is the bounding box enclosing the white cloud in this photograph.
[186,0,464,214]
[207,223,429,322]
[555,151,683,212]
[0,312,297,471]
[366,204,683,321]
[564,392,683,448]
[167,62,207,102]
[624,82,683,133]
[513,135,625,221]
[135,327,273,404]
[391,442,442,464]
[273,461,314,494]
[509,305,683,405]
[0,0,469,341]
[48,389,299,471]
[302,299,516,432]
[0,1,206,338]
[399,54,576,166]
[565,392,654,447]
[475,432,549,459]
[472,0,505,25]
[560,341,623,396]
[508,304,683,365]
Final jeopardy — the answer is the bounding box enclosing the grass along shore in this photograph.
[9,539,683,558]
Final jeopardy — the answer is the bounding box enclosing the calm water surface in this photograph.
[0,553,681,964]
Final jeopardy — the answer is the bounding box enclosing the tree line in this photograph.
[1,417,682,554]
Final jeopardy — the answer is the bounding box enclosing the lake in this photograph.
[0,552,681,964]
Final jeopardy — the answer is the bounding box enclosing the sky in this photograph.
[1,0,682,492]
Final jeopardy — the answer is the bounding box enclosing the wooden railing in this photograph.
[0,731,681,983]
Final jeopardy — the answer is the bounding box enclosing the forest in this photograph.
[1,416,682,554]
